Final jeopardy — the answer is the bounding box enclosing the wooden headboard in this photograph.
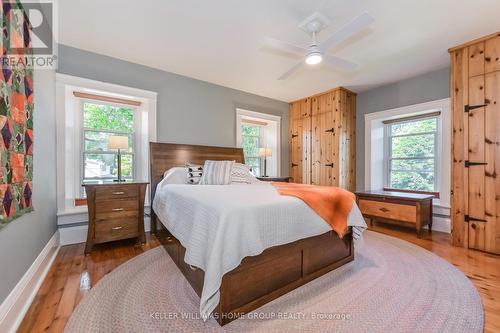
[149,142,244,232]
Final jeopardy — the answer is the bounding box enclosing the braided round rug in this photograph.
[65,231,483,333]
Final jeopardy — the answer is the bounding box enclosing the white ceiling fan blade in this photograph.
[278,61,304,80]
[319,12,374,52]
[261,37,307,57]
[323,54,358,71]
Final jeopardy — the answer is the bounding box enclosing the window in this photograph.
[236,109,281,177]
[241,124,262,176]
[82,102,135,182]
[384,114,439,193]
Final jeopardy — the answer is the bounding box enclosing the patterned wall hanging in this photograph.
[0,0,34,225]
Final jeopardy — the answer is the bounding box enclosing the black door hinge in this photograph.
[465,160,488,167]
[464,104,487,112]
[325,128,335,133]
[325,163,334,168]
[464,215,487,223]
[291,134,298,139]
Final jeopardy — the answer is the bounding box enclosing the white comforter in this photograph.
[152,180,367,320]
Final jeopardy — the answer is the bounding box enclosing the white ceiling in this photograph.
[58,0,500,102]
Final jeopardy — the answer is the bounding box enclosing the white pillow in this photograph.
[162,167,188,184]
[186,163,203,184]
[231,163,252,183]
[199,160,235,185]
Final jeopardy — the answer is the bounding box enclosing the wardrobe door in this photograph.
[301,99,312,184]
[311,92,338,186]
[289,101,303,183]
[467,75,487,251]
[338,90,356,191]
[289,98,311,183]
[450,47,469,248]
[483,71,500,254]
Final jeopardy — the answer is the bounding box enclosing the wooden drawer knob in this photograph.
[379,207,390,213]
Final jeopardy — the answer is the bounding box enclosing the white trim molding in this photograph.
[0,232,60,333]
[364,98,451,233]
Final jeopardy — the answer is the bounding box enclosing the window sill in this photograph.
[57,206,88,217]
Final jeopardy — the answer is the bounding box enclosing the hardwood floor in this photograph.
[18,226,500,333]
[17,234,160,333]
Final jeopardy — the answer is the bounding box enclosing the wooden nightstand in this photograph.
[83,181,148,254]
[256,176,291,183]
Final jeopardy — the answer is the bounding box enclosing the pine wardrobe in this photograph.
[449,32,500,254]
[289,87,356,191]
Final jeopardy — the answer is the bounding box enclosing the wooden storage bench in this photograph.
[355,190,434,237]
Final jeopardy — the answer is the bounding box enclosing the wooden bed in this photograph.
[149,142,354,325]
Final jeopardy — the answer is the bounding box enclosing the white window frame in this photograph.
[56,73,157,218]
[364,98,450,209]
[383,114,440,193]
[235,108,281,177]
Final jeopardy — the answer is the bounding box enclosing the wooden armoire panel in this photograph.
[450,31,500,254]
[289,87,356,191]
[484,71,500,253]
[450,47,469,248]
[467,75,486,251]
[289,98,311,183]
[311,92,339,186]
[338,90,356,191]
[468,42,484,77]
[485,35,500,74]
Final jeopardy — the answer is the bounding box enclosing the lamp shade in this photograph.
[258,147,272,157]
[108,135,129,150]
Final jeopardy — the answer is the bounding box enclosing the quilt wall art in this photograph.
[0,0,34,225]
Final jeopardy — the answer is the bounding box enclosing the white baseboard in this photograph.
[0,231,60,333]
[425,215,451,233]
[59,225,88,246]
[59,217,151,246]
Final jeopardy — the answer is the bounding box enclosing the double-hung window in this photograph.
[384,113,439,195]
[241,124,262,176]
[82,101,135,183]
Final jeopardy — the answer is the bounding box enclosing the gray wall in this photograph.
[0,66,57,300]
[57,45,290,176]
[356,67,450,190]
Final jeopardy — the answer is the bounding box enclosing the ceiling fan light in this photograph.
[305,52,322,65]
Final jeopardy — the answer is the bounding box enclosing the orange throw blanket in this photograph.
[271,182,355,238]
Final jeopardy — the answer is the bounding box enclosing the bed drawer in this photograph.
[95,199,139,221]
[358,199,416,223]
[94,217,139,243]
[222,251,303,311]
[95,185,138,201]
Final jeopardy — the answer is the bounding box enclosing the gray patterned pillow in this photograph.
[231,163,251,183]
[186,163,203,184]
[199,160,235,185]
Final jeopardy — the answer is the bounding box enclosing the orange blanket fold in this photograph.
[271,182,355,238]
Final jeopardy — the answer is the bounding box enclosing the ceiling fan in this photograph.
[262,12,374,80]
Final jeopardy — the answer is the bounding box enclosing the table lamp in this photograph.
[258,147,272,177]
[108,135,129,182]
